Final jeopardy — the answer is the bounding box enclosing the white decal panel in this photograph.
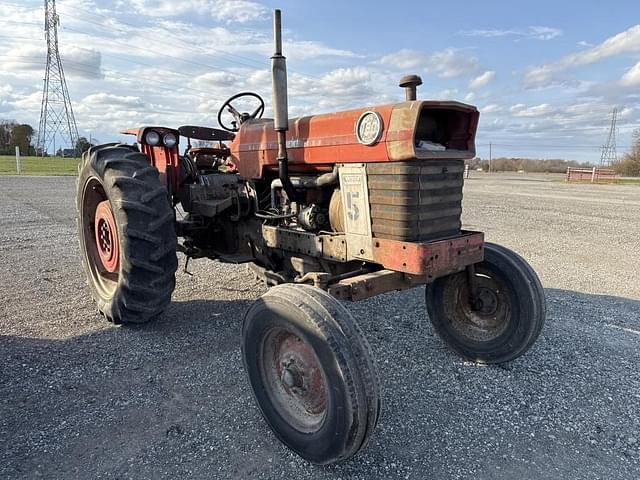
[338,164,373,260]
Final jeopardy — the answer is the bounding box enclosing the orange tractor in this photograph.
[76,10,545,464]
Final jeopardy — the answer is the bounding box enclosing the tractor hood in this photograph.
[229,100,479,179]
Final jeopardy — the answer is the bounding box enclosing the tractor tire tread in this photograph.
[76,144,177,325]
[243,284,380,464]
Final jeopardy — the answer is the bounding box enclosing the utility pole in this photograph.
[600,108,618,166]
[489,142,492,173]
[36,0,79,157]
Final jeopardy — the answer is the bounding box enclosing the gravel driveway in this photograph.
[1,174,639,479]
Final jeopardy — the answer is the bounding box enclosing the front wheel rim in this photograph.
[446,271,512,342]
[260,327,328,433]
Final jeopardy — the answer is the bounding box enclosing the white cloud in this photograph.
[192,71,239,88]
[210,0,268,23]
[469,70,496,89]
[128,0,267,23]
[621,61,640,87]
[62,46,103,80]
[482,103,504,114]
[430,49,479,78]
[461,26,562,41]
[509,103,555,117]
[379,48,479,79]
[434,88,459,100]
[378,49,429,70]
[527,26,563,41]
[81,93,146,109]
[525,24,640,88]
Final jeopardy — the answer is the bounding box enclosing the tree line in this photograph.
[465,128,640,177]
[612,128,640,177]
[0,120,35,155]
[465,157,593,173]
[0,119,94,157]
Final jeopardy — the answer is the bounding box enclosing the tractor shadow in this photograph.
[1,289,639,479]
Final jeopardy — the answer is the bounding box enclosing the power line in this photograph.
[0,2,323,81]
[53,2,324,80]
[0,54,238,113]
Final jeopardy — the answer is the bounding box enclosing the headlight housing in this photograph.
[163,132,177,148]
[145,130,160,146]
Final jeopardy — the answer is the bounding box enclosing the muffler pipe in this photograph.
[271,9,301,203]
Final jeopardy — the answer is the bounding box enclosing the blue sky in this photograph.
[1,0,639,162]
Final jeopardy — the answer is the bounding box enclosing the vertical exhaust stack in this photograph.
[271,9,300,203]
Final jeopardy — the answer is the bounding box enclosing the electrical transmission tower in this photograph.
[37,0,79,156]
[600,108,618,166]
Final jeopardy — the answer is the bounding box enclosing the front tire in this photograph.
[242,284,380,464]
[426,243,545,364]
[76,144,177,324]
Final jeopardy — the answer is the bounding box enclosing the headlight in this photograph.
[145,130,160,146]
[163,132,177,148]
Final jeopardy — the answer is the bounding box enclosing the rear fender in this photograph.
[122,126,180,193]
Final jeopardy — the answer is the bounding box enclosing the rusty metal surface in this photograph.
[262,226,347,262]
[399,75,423,101]
[566,167,617,184]
[386,101,479,162]
[367,160,464,242]
[372,231,484,277]
[262,328,327,433]
[229,100,479,179]
[328,269,425,301]
[262,226,483,278]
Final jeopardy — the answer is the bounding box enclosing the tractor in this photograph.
[76,10,545,465]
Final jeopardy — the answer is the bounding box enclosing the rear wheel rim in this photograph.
[81,178,119,298]
[444,271,512,342]
[260,327,328,433]
[94,200,119,273]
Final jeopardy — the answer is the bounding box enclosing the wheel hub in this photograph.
[281,363,304,389]
[473,287,499,315]
[94,200,119,273]
[445,272,511,342]
[262,329,327,432]
[275,333,326,415]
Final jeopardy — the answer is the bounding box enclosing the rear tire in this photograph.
[76,144,177,324]
[426,242,545,364]
[242,284,380,464]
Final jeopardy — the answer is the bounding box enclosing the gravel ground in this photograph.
[1,174,639,479]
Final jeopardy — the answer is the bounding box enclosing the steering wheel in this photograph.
[217,92,265,132]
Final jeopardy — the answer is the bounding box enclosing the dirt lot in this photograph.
[1,173,639,479]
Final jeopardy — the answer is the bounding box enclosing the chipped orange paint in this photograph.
[229,105,396,179]
[228,100,479,179]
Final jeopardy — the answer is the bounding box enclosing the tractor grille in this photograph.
[366,160,464,242]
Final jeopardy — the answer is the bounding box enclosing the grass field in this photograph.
[0,155,80,175]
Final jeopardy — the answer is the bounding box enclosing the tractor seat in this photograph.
[188,147,232,170]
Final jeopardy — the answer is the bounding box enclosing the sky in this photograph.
[1,0,639,162]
